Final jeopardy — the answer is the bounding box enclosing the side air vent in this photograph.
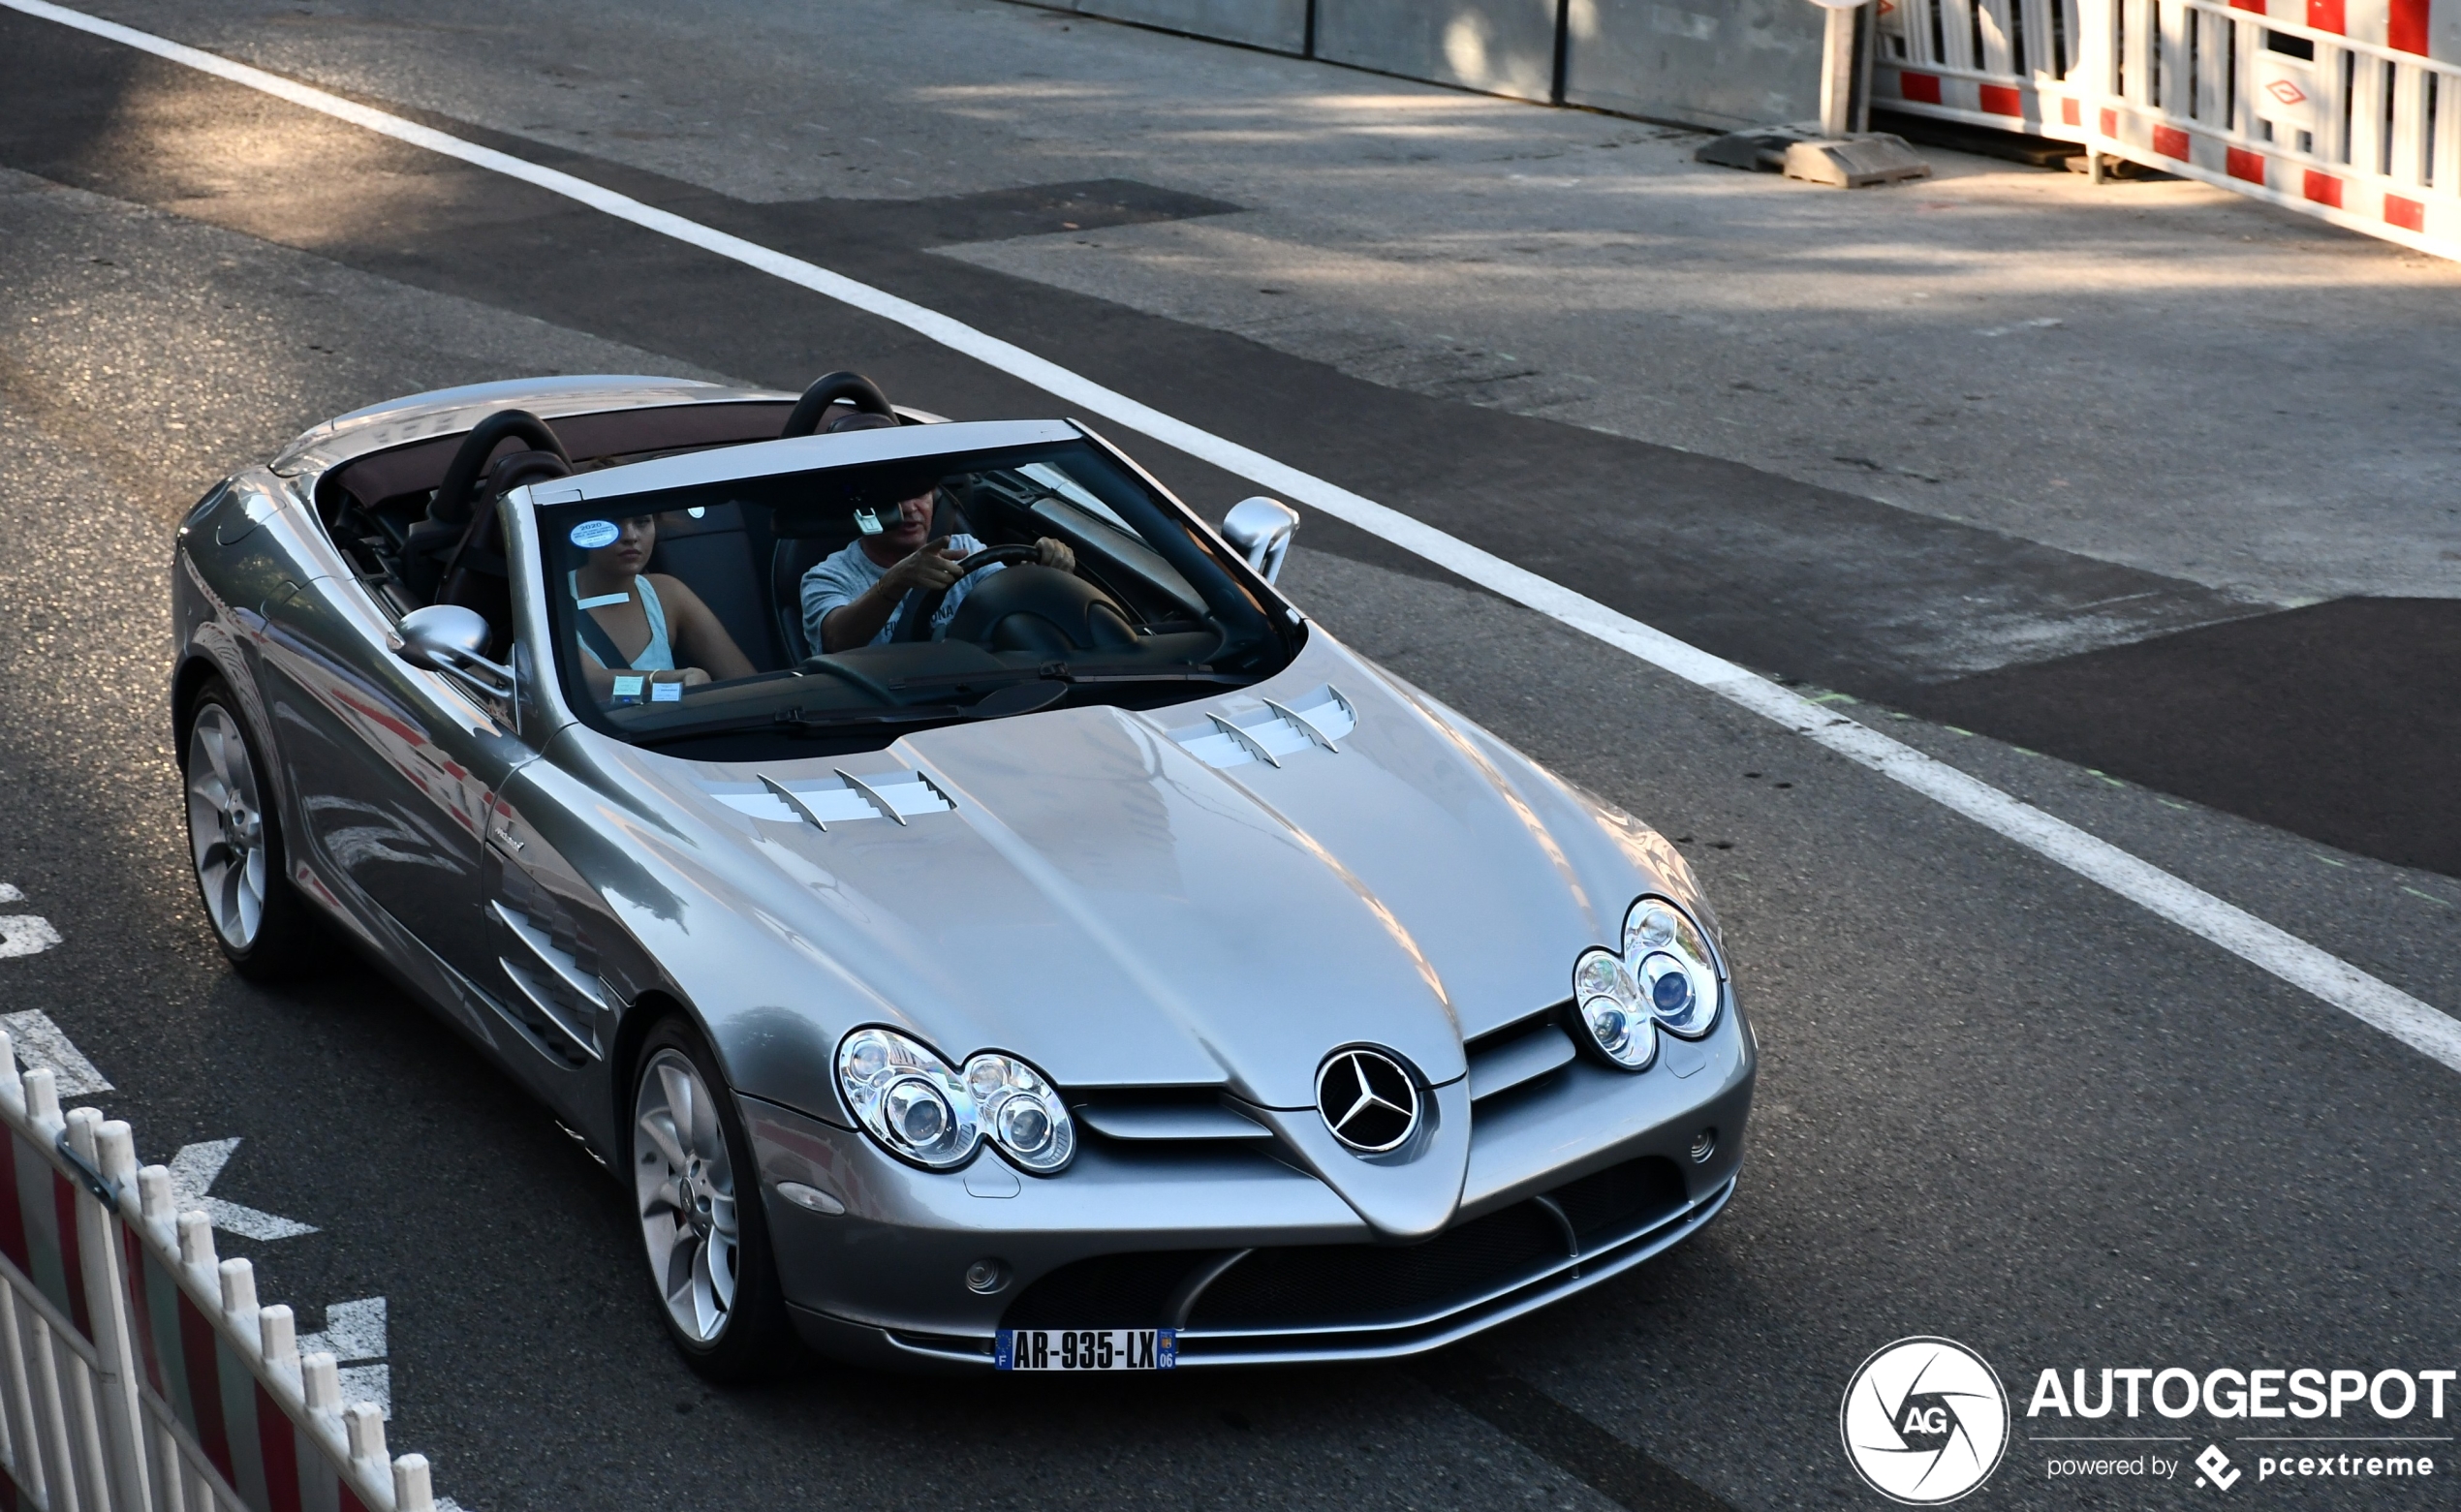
[1171,686,1355,770]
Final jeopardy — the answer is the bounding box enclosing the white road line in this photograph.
[167,1137,321,1240]
[298,1296,389,1418]
[10,0,2458,1074]
[0,917,61,960]
[1,1009,110,1094]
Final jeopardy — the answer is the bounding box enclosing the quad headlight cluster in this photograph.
[836,1027,1075,1174]
[1571,896,1723,1070]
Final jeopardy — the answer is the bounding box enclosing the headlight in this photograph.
[1622,896,1721,1038]
[837,1028,980,1169]
[1571,895,1724,1068]
[964,1053,1075,1174]
[1573,946,1656,1069]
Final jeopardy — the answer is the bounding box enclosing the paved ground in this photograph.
[0,3,2457,1510]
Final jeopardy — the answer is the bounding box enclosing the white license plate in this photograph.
[997,1328,1175,1371]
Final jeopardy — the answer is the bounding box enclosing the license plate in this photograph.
[996,1328,1174,1372]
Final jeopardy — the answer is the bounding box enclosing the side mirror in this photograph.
[1222,497,1299,585]
[391,604,514,698]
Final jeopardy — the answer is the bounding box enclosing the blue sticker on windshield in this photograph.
[570,519,620,549]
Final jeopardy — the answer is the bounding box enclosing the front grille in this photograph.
[1000,1155,1691,1337]
[1188,1201,1565,1330]
[1001,1250,1216,1329]
[1551,1155,1688,1244]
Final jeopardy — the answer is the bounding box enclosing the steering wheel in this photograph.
[892,544,1043,642]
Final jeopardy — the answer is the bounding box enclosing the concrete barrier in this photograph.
[1072,0,1311,53]
[1314,0,1563,102]
[1564,0,1826,130]
[1015,0,1831,128]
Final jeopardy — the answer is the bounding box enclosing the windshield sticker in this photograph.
[611,674,645,703]
[651,681,682,703]
[853,507,884,536]
[575,590,630,609]
[570,519,620,549]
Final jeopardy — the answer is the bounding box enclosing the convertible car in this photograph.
[170,372,1755,1377]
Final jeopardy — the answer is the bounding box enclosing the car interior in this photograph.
[311,373,1293,758]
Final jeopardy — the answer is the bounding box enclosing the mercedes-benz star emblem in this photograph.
[1316,1048,1420,1155]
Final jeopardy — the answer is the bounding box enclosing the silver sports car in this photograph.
[170,372,1755,1377]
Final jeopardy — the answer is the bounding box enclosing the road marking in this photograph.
[167,1137,320,1240]
[7,0,2457,1075]
[0,917,61,960]
[1,1009,110,1094]
[298,1296,389,1418]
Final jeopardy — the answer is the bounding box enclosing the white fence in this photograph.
[0,1033,439,1512]
[1874,0,2461,258]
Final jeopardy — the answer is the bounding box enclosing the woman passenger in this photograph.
[571,513,754,701]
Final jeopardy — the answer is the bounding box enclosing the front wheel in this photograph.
[630,1018,796,1381]
[182,681,332,980]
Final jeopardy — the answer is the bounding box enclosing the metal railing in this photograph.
[0,1033,439,1511]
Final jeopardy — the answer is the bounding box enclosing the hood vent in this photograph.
[1172,686,1355,770]
[705,769,955,829]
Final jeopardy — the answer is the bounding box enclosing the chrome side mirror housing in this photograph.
[391,604,514,697]
[1222,496,1299,584]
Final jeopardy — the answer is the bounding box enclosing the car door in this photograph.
[255,565,536,1030]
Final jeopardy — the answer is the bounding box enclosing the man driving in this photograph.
[800,423,1074,653]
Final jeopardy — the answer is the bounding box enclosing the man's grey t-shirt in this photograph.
[800,535,997,652]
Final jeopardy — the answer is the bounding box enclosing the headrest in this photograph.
[486,448,573,502]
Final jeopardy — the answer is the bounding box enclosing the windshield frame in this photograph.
[509,419,1301,759]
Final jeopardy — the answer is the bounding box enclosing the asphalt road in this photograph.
[0,4,2456,1510]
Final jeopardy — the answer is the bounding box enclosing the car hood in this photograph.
[606,638,1702,1127]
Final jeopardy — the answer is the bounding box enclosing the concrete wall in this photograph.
[1564,0,1823,130]
[1072,0,1310,53]
[1016,0,1822,128]
[1313,0,1561,103]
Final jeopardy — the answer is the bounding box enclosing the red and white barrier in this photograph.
[0,1035,442,1511]
[1875,0,2461,258]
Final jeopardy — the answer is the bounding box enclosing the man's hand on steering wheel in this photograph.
[1033,537,1075,573]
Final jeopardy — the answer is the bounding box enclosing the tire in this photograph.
[181,679,333,981]
[628,1016,798,1381]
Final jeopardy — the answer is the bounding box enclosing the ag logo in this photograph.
[1840,1337,2010,1504]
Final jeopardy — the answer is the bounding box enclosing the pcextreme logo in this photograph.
[1841,1337,2012,1504]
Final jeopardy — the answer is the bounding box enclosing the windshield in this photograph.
[535,438,1293,758]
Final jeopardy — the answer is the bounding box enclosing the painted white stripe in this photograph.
[11,0,2457,1073]
[0,1009,109,1094]
[0,917,61,960]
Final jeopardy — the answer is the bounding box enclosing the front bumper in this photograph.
[744,1002,1755,1371]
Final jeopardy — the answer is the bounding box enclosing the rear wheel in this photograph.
[182,682,330,980]
[630,1017,796,1381]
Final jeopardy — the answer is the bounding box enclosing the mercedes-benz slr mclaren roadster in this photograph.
[170,371,1755,1377]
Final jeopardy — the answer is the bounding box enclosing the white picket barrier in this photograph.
[1874,0,2461,258]
[0,1035,441,1511]
[1874,0,2097,137]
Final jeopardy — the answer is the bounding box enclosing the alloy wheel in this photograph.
[186,704,268,951]
[633,1048,741,1343]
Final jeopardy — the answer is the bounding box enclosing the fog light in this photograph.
[1688,1127,1717,1163]
[965,1258,1011,1295]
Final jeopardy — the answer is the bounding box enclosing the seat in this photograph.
[772,489,975,662]
[405,410,567,603]
[438,449,571,657]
